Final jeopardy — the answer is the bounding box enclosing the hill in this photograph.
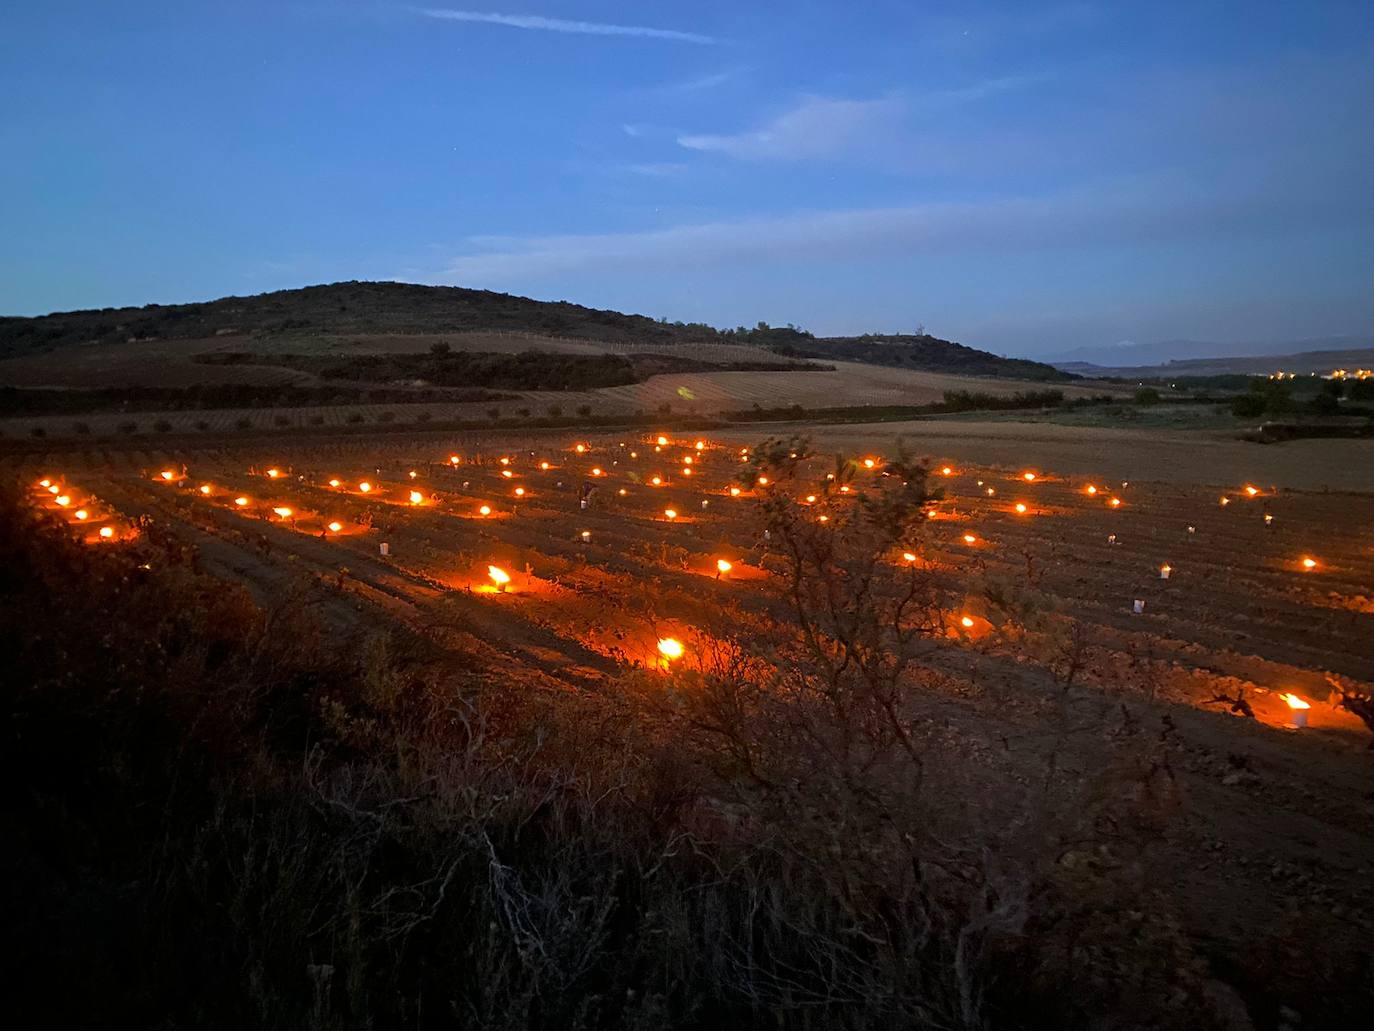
[0,281,721,358]
[0,282,1070,382]
[769,332,1074,382]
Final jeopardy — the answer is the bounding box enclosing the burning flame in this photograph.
[651,476,662,486]
[695,440,705,450]
[592,467,603,476]
[160,470,175,481]
[359,481,372,493]
[664,509,677,520]
[657,637,684,661]
[514,487,525,497]
[1109,497,1122,507]
[902,551,917,562]
[729,487,741,497]
[478,505,492,516]
[716,558,732,574]
[500,457,510,465]
[273,507,293,518]
[1023,472,1036,482]
[409,490,423,504]
[199,485,212,495]
[55,495,70,507]
[327,521,343,533]
[267,468,280,479]
[575,444,586,454]
[960,616,975,628]
[487,565,511,588]
[540,461,550,470]
[656,436,668,446]
[1015,503,1027,514]
[963,534,977,544]
[75,509,89,520]
[99,526,114,539]
[329,478,341,488]
[1281,693,1310,710]
[864,458,876,469]
[501,470,513,478]
[941,466,953,475]
[1086,485,1098,495]
[234,496,249,506]
[1245,486,1259,496]
[39,479,51,488]
[1301,557,1317,570]
[449,455,461,465]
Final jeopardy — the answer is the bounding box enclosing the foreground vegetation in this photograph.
[3,448,1364,1029]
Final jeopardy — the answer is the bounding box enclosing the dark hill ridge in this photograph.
[0,280,1070,381]
[771,334,1074,382]
[0,281,719,355]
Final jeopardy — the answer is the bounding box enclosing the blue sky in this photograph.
[2,1,1372,358]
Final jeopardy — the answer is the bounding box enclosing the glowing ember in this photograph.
[963,534,977,544]
[500,457,510,465]
[409,490,423,504]
[327,521,343,533]
[716,558,732,574]
[501,470,513,478]
[805,495,817,503]
[1086,485,1098,495]
[729,487,741,497]
[1015,503,1028,514]
[864,458,876,469]
[664,508,677,520]
[575,444,586,454]
[986,487,995,496]
[1245,486,1259,496]
[682,467,692,476]
[592,467,603,476]
[55,495,70,507]
[960,616,975,629]
[1281,693,1310,710]
[1219,496,1229,506]
[273,507,293,518]
[47,485,59,494]
[817,514,830,523]
[99,527,114,539]
[478,505,492,516]
[618,488,627,496]
[657,637,684,661]
[359,481,372,493]
[695,440,705,450]
[234,496,249,507]
[267,468,280,479]
[683,455,693,465]
[757,476,769,486]
[1109,497,1122,507]
[902,552,917,562]
[1023,472,1036,482]
[514,487,525,497]
[941,467,953,476]
[329,479,341,488]
[161,470,175,481]
[540,461,550,470]
[487,565,511,589]
[651,476,662,486]
[199,485,212,495]
[75,509,89,520]
[449,455,461,465]
[656,436,668,446]
[1301,557,1317,570]
[581,530,592,542]
[39,479,51,488]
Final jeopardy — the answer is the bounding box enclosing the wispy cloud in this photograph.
[414,8,720,45]
[677,78,1040,162]
[679,95,905,161]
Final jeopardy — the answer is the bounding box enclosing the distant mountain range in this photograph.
[1044,335,1371,371]
[1054,343,1374,380]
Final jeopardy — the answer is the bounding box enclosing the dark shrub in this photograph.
[1133,387,1162,405]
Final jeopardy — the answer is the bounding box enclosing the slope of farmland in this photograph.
[0,361,1122,440]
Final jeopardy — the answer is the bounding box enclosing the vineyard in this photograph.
[16,425,1374,1026]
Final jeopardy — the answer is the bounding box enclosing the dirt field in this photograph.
[20,422,1374,1016]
